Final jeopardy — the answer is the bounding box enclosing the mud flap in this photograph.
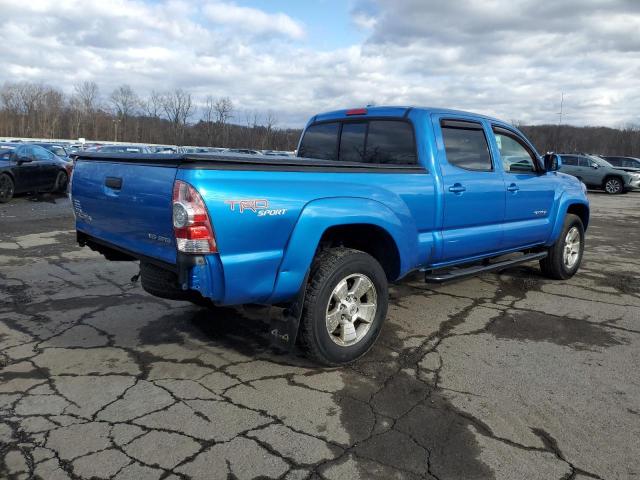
[269,270,309,351]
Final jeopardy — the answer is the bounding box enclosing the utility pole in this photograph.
[556,92,564,152]
[558,92,564,126]
[113,119,120,142]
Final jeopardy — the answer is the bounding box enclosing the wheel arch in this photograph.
[567,203,590,230]
[0,170,15,183]
[268,196,417,304]
[318,223,401,281]
[602,174,625,189]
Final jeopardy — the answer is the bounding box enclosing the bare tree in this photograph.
[262,110,278,148]
[143,90,161,118]
[202,95,216,146]
[110,85,139,141]
[213,97,233,145]
[161,88,193,144]
[214,97,233,124]
[71,81,100,138]
[0,83,22,136]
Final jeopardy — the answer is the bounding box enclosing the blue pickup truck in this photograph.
[71,106,589,365]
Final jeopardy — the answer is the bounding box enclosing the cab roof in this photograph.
[311,106,504,125]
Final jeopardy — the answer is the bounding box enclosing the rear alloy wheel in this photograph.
[300,247,388,365]
[0,174,15,203]
[55,171,69,193]
[604,177,623,194]
[325,273,377,347]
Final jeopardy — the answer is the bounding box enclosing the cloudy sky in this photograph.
[1,0,639,127]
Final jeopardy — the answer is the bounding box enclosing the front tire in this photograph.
[299,248,388,366]
[603,176,623,194]
[539,214,585,280]
[0,174,15,203]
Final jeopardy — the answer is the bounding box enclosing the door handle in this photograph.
[105,177,123,190]
[507,183,519,192]
[448,183,466,194]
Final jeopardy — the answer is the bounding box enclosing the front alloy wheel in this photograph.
[562,226,581,269]
[604,177,623,194]
[539,213,584,280]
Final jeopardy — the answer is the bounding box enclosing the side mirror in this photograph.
[591,162,599,169]
[17,156,33,164]
[543,153,561,172]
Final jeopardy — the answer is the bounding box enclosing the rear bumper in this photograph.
[77,230,225,303]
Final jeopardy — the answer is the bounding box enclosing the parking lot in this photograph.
[0,192,638,480]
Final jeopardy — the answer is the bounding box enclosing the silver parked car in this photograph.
[558,154,637,194]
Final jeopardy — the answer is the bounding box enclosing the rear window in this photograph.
[299,119,417,165]
[441,122,492,171]
[298,122,339,160]
[365,121,416,164]
[339,122,366,162]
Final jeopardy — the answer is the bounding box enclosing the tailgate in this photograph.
[71,160,178,265]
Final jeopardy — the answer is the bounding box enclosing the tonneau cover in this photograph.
[74,152,424,171]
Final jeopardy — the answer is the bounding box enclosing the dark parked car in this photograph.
[558,154,637,194]
[31,142,72,161]
[0,144,71,203]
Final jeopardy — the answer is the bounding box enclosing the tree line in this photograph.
[2,80,640,156]
[0,81,300,150]
[518,124,640,157]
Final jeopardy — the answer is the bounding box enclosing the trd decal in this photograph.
[225,199,269,213]
[225,199,287,216]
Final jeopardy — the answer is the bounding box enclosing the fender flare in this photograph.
[547,194,589,245]
[268,197,417,303]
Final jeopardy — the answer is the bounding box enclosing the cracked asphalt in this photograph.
[1,191,639,480]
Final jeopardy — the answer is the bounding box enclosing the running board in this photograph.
[424,252,548,284]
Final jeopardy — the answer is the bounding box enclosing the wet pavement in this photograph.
[1,191,639,479]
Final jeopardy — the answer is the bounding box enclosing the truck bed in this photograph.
[74,151,425,172]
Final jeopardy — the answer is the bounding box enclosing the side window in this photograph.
[493,129,537,173]
[298,122,339,160]
[562,156,578,166]
[578,157,590,167]
[18,146,34,160]
[607,157,621,166]
[365,121,417,165]
[33,147,50,161]
[441,121,492,171]
[339,122,366,162]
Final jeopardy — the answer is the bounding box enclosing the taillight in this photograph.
[346,108,367,116]
[172,180,217,253]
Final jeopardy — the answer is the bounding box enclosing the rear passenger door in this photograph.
[491,127,555,247]
[435,118,506,262]
[33,147,60,188]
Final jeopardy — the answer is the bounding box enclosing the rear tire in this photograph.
[603,176,623,194]
[299,248,388,366]
[0,174,15,203]
[539,214,584,280]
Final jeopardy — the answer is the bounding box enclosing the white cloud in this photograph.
[0,0,639,128]
[202,1,305,39]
